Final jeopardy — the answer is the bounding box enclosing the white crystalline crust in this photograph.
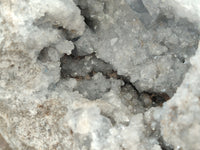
[168,0,200,27]
[161,45,200,150]
[0,0,85,149]
[0,0,199,150]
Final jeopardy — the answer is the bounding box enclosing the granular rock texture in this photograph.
[75,0,199,96]
[161,46,200,150]
[0,0,200,150]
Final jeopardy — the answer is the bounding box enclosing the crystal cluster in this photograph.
[0,0,199,150]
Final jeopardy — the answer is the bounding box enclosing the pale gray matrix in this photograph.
[0,0,200,150]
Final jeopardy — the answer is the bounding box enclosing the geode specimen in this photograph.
[0,0,200,150]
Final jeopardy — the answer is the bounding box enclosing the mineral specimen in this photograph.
[0,0,200,150]
[75,0,199,96]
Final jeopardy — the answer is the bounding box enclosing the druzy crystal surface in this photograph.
[0,0,200,150]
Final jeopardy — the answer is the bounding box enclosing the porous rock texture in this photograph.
[0,0,200,150]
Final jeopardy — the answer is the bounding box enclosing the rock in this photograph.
[0,0,200,149]
[75,0,199,95]
[161,44,200,150]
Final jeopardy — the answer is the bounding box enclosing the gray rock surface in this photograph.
[75,0,199,95]
[0,0,200,150]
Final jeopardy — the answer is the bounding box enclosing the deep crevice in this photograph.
[77,5,99,32]
[60,52,170,107]
[142,92,170,107]
[158,136,174,150]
